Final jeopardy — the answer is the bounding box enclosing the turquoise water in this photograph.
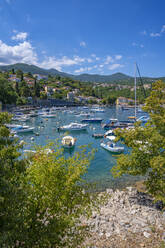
[18,106,144,191]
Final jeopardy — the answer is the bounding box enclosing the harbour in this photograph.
[9,105,147,191]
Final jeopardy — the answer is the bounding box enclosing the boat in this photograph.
[81,118,102,123]
[41,114,56,118]
[62,136,76,148]
[12,125,35,133]
[100,141,124,153]
[91,108,105,113]
[137,116,149,123]
[102,119,130,129]
[58,123,88,131]
[12,115,30,122]
[92,133,104,138]
[104,130,115,136]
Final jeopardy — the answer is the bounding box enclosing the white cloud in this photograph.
[161,25,165,33]
[74,65,97,74]
[91,54,96,57]
[0,40,37,65]
[12,32,28,41]
[150,25,165,37]
[108,63,124,70]
[73,55,85,63]
[74,67,86,73]
[99,64,104,68]
[132,42,144,48]
[115,55,122,60]
[40,56,83,71]
[150,32,161,37]
[104,55,114,64]
[80,41,86,47]
[87,58,93,63]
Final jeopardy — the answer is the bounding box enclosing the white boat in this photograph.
[59,122,88,131]
[41,114,56,118]
[62,136,76,148]
[100,142,124,153]
[105,130,115,136]
[13,125,35,133]
[137,116,149,123]
[91,108,105,113]
[12,115,30,122]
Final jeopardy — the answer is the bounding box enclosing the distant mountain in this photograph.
[0,63,71,78]
[74,72,132,82]
[0,63,163,83]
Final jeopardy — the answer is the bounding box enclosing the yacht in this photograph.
[58,123,88,131]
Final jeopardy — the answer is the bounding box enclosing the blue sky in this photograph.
[0,0,165,77]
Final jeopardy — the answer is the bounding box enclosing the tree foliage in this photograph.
[112,80,165,203]
[0,112,95,247]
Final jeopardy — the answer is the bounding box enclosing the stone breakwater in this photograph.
[83,187,165,247]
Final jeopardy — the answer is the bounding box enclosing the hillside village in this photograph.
[0,66,152,108]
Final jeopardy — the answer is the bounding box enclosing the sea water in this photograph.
[18,106,144,191]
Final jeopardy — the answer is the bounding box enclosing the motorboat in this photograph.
[62,136,76,148]
[81,118,102,123]
[41,114,56,118]
[137,116,149,123]
[12,115,30,122]
[92,133,104,138]
[58,122,88,131]
[100,141,124,153]
[102,119,129,129]
[91,108,105,113]
[12,125,35,133]
[104,130,115,136]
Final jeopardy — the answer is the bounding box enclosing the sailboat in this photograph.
[128,63,149,123]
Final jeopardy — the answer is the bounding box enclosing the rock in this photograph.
[82,187,165,243]
[105,232,111,238]
[143,232,151,238]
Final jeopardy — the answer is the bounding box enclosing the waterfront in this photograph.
[16,106,144,191]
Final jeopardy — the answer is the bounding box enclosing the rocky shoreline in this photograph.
[83,187,165,248]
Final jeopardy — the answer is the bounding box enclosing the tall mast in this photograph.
[134,62,137,119]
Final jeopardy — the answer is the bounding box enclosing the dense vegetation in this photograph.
[0,67,151,106]
[112,80,165,203]
[0,112,96,247]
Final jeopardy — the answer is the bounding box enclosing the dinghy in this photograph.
[100,141,124,153]
[62,136,76,148]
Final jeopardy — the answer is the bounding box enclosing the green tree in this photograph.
[16,96,27,105]
[0,77,17,104]
[16,145,95,247]
[0,112,96,247]
[19,81,31,97]
[112,80,165,203]
[0,112,26,246]
[16,69,23,81]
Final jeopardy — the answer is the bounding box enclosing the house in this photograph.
[24,77,35,86]
[8,76,21,83]
[33,74,48,80]
[67,92,75,101]
[116,97,134,106]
